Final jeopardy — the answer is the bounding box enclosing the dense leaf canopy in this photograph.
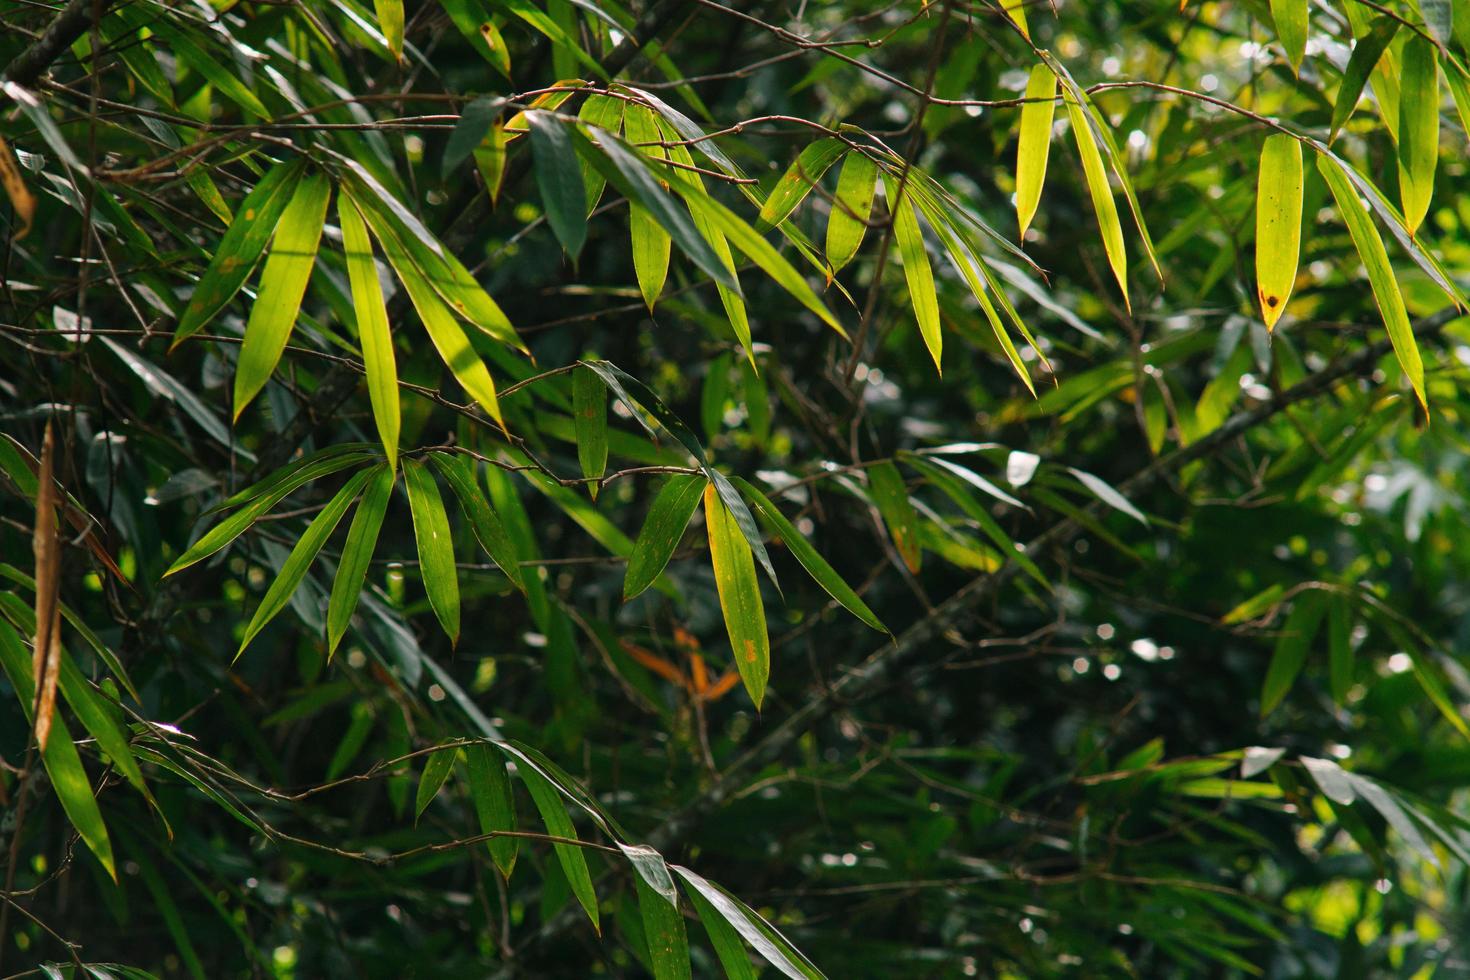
[3,0,1470,976]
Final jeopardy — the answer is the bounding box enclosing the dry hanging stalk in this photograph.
[31,421,62,751]
[0,135,35,241]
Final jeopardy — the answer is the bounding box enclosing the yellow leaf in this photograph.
[1255,134,1303,331]
[1016,64,1057,240]
[1064,93,1130,310]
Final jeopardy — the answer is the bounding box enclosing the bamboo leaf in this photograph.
[31,420,60,752]
[1064,91,1130,309]
[867,461,922,574]
[578,93,624,212]
[704,483,770,708]
[622,103,672,310]
[171,158,305,347]
[239,468,373,657]
[327,464,394,658]
[529,110,588,257]
[474,122,511,205]
[573,366,609,496]
[1260,592,1325,717]
[732,477,887,632]
[826,150,877,274]
[1255,134,1303,331]
[625,474,706,600]
[0,620,115,880]
[1316,153,1426,410]
[1328,594,1354,706]
[1015,64,1057,239]
[1330,18,1398,142]
[430,453,525,591]
[884,176,942,374]
[684,881,758,980]
[338,196,400,469]
[415,746,456,821]
[629,850,691,980]
[514,749,600,931]
[758,137,845,230]
[1270,0,1308,73]
[374,0,404,59]
[674,866,825,980]
[1398,35,1440,236]
[233,171,331,419]
[404,459,461,644]
[444,96,503,179]
[466,743,519,878]
[1066,467,1149,526]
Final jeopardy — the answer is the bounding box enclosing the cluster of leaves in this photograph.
[5,0,1470,976]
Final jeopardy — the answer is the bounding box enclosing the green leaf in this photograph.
[233,171,331,419]
[674,866,825,980]
[826,150,877,274]
[497,0,607,79]
[1316,153,1426,410]
[374,0,404,59]
[578,93,625,212]
[166,448,379,576]
[867,461,921,574]
[0,620,115,880]
[1270,0,1308,73]
[684,882,758,980]
[415,746,457,820]
[327,464,394,658]
[403,459,461,644]
[444,96,502,179]
[1260,592,1325,717]
[622,103,673,310]
[625,474,707,600]
[338,196,400,469]
[884,175,942,374]
[1330,18,1398,142]
[569,123,737,291]
[171,158,305,347]
[758,137,845,230]
[1016,63,1057,239]
[628,850,691,980]
[466,743,519,878]
[1397,35,1439,236]
[238,468,373,657]
[514,750,600,931]
[1255,134,1303,331]
[161,28,271,119]
[704,483,770,708]
[1066,467,1148,526]
[529,110,588,258]
[347,184,505,425]
[429,453,525,591]
[732,477,887,632]
[1328,594,1354,706]
[573,365,608,496]
[1063,91,1129,310]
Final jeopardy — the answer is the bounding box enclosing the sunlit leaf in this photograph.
[430,453,525,591]
[883,176,942,374]
[1015,64,1057,239]
[867,461,922,574]
[758,137,845,230]
[1330,18,1398,142]
[1397,35,1439,236]
[826,150,877,274]
[1269,0,1308,73]
[1255,134,1303,331]
[704,483,770,707]
[327,464,395,658]
[338,196,400,469]
[1063,91,1129,309]
[404,459,461,644]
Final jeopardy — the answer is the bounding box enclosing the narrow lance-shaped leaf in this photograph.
[444,96,503,179]
[1316,153,1426,410]
[826,150,877,274]
[631,853,692,980]
[1330,18,1399,142]
[867,461,922,574]
[1270,0,1308,74]
[403,459,461,645]
[622,103,672,311]
[514,752,600,931]
[1261,592,1326,716]
[429,453,525,591]
[466,743,519,878]
[233,171,331,419]
[171,158,305,347]
[758,137,845,230]
[338,197,400,469]
[1064,92,1130,309]
[1256,134,1303,331]
[414,746,457,821]
[374,0,404,59]
[1015,63,1057,239]
[578,93,624,213]
[1397,35,1439,237]
[528,110,588,257]
[573,366,608,496]
[0,621,115,880]
[625,474,707,600]
[704,483,770,708]
[326,465,394,658]
[1328,594,1354,706]
[239,468,374,657]
[1066,466,1148,525]
[732,477,887,632]
[884,175,942,374]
